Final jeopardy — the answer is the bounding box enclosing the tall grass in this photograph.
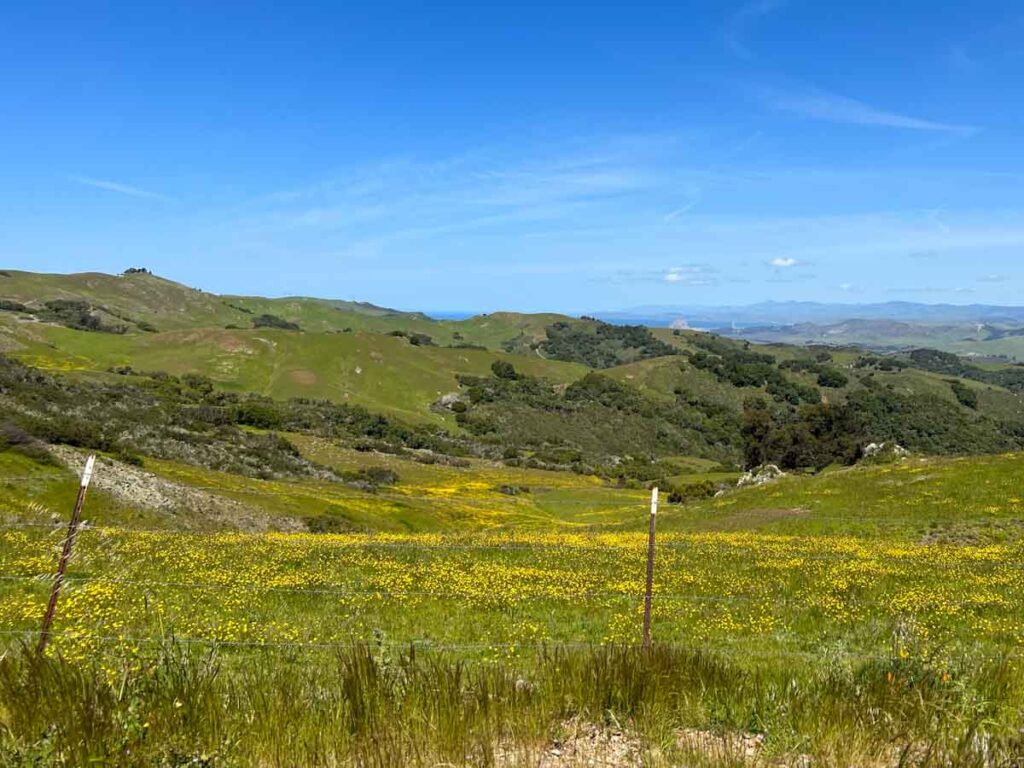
[0,642,1021,766]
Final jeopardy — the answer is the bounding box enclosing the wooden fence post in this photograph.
[642,486,658,649]
[37,454,95,654]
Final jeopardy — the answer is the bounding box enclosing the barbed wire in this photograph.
[0,627,1020,662]
[1,517,1022,549]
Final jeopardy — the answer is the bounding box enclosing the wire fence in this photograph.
[4,461,1024,666]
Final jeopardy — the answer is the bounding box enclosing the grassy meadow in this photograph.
[2,447,1024,764]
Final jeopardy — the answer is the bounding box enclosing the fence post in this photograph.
[642,486,658,649]
[37,454,95,654]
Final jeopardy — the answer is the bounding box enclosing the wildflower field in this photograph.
[3,449,1024,764]
[0,527,1021,666]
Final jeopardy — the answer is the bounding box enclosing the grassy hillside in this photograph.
[0,270,245,331]
[5,268,1024,474]
[0,269,580,351]
[0,316,586,425]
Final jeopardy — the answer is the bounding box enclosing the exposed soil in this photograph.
[49,445,304,532]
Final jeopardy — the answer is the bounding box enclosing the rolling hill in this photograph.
[4,267,1024,484]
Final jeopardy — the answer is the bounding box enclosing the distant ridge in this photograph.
[596,301,1024,328]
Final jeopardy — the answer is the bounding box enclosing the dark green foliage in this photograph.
[778,357,847,387]
[816,367,849,388]
[0,422,56,465]
[690,335,821,405]
[253,314,300,331]
[454,368,742,475]
[949,380,979,409]
[538,320,678,368]
[122,267,151,275]
[907,349,970,377]
[666,479,716,504]
[849,382,1014,455]
[388,330,435,346]
[907,348,1024,392]
[36,299,127,334]
[408,332,433,346]
[235,401,283,429]
[741,379,1020,470]
[0,354,468,480]
[490,360,519,380]
[340,466,400,489]
[304,514,356,533]
[0,300,28,313]
[854,355,908,372]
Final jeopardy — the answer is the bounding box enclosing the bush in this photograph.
[252,314,300,331]
[949,380,979,410]
[491,360,519,380]
[666,479,716,504]
[235,401,283,429]
[0,423,56,465]
[817,368,849,388]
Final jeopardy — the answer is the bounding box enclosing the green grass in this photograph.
[0,269,578,351]
[0,318,587,425]
[0,270,244,331]
[656,452,1024,542]
[4,641,1021,766]
[4,446,1024,764]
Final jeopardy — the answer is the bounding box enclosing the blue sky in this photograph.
[1,1,1022,312]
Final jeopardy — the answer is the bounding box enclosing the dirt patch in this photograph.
[496,721,774,767]
[217,334,252,353]
[49,445,305,533]
[289,369,317,386]
[677,727,766,763]
[496,719,643,767]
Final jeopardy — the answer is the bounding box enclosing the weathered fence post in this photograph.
[37,454,95,654]
[642,486,658,649]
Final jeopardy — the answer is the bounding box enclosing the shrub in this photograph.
[252,314,300,331]
[491,360,519,380]
[235,401,283,429]
[949,380,979,410]
[817,368,849,388]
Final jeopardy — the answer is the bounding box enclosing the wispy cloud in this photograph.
[757,85,977,133]
[69,175,169,200]
[725,0,787,59]
[663,185,703,222]
[664,265,717,285]
[769,257,798,268]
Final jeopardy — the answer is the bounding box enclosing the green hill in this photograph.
[0,316,586,425]
[5,268,1024,485]
[0,268,579,351]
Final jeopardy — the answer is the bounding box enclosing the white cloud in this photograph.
[725,0,787,59]
[663,265,716,285]
[757,85,976,133]
[69,175,169,200]
[769,257,798,268]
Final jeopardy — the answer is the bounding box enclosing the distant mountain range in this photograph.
[595,301,1024,329]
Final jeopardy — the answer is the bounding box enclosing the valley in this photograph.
[3,270,1024,765]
